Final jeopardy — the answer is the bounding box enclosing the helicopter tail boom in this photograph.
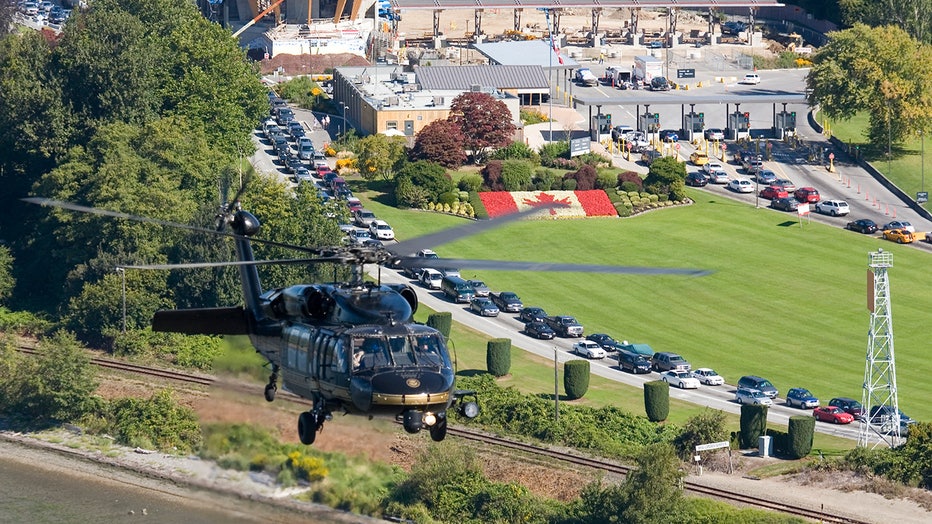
[153,306,250,335]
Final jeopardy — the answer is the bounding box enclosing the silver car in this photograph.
[735,388,773,406]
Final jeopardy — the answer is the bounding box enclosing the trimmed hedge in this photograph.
[644,380,670,422]
[563,360,590,400]
[426,312,452,339]
[486,338,511,377]
[739,404,768,449]
[787,415,815,459]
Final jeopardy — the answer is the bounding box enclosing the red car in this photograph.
[759,186,789,200]
[813,406,855,424]
[794,187,821,203]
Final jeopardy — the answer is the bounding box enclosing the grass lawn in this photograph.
[354,183,932,429]
[820,112,932,213]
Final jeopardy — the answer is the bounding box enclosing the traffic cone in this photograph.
[857,184,860,194]
[885,204,890,216]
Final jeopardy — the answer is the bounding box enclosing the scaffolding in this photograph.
[858,249,903,448]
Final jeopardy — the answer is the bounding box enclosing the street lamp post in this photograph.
[116,267,126,333]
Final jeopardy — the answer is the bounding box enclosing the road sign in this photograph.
[721,143,727,151]
[570,137,590,157]
[918,191,929,203]
[695,441,730,452]
[676,68,696,79]
[829,152,835,160]
[626,142,633,150]
[797,203,810,216]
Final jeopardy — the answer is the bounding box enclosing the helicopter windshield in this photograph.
[352,336,391,371]
[351,333,450,372]
[413,334,449,368]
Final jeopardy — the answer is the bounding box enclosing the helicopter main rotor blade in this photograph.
[386,204,565,258]
[391,257,710,276]
[23,197,327,255]
[119,257,348,271]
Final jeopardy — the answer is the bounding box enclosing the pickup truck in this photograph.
[490,291,523,313]
[545,315,584,338]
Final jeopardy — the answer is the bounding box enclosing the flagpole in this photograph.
[546,9,553,144]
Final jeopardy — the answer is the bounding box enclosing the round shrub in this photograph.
[563,360,590,400]
[787,415,814,459]
[438,191,459,205]
[620,181,640,193]
[426,312,452,339]
[596,172,618,190]
[458,175,482,192]
[562,178,578,191]
[486,338,512,377]
[644,380,670,422]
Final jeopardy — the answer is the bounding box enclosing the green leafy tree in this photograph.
[673,408,728,459]
[356,133,408,181]
[807,24,932,148]
[839,0,932,44]
[0,246,13,305]
[108,388,202,452]
[448,92,516,163]
[644,156,687,200]
[500,160,533,191]
[395,160,454,205]
[619,443,686,524]
[7,331,99,424]
[410,119,467,168]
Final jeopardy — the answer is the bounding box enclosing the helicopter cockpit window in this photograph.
[388,336,415,366]
[414,335,450,368]
[352,336,390,371]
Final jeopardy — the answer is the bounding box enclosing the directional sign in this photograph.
[676,68,696,79]
[918,191,928,204]
[695,441,730,452]
[570,137,590,158]
[798,203,810,216]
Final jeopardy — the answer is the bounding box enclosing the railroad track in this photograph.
[15,344,872,523]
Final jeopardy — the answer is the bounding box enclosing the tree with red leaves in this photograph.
[409,119,467,168]
[448,92,516,163]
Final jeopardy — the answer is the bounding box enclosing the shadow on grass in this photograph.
[777,220,800,227]
[456,369,487,378]
[534,392,574,402]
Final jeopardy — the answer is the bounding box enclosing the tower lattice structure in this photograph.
[858,249,902,448]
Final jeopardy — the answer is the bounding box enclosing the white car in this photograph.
[691,368,724,386]
[735,388,773,406]
[726,178,754,193]
[704,128,725,141]
[882,220,915,233]
[368,219,395,240]
[741,73,761,85]
[815,199,850,216]
[661,370,701,389]
[572,340,606,359]
[419,268,443,289]
[702,162,728,182]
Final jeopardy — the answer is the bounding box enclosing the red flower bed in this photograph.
[479,192,519,218]
[575,190,618,217]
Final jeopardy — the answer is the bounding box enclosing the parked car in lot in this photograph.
[616,350,651,374]
[726,178,754,193]
[704,128,725,141]
[735,388,773,406]
[846,219,878,234]
[369,219,395,241]
[419,269,443,289]
[813,406,855,424]
[759,186,788,200]
[771,179,797,193]
[524,321,555,340]
[737,375,778,398]
[545,315,584,337]
[815,199,850,216]
[651,352,690,372]
[466,280,490,297]
[786,388,820,409]
[490,291,523,313]
[660,370,699,389]
[829,397,864,419]
[770,196,799,212]
[882,228,916,244]
[587,333,624,352]
[794,187,821,203]
[689,151,710,166]
[518,306,547,323]
[685,172,709,187]
[469,297,500,317]
[573,340,607,359]
[661,370,701,389]
[881,220,915,233]
[691,368,724,385]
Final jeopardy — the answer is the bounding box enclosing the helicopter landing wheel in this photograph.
[429,417,447,442]
[298,411,318,445]
[264,384,277,402]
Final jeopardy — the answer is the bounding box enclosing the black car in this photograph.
[846,219,878,234]
[518,307,548,323]
[524,321,555,340]
[285,156,305,174]
[828,397,864,419]
[685,172,708,187]
[640,149,663,166]
[490,292,523,313]
[587,333,624,352]
[616,350,651,374]
[770,196,799,212]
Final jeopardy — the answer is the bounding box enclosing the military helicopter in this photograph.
[25,195,708,445]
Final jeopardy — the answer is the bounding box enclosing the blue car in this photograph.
[786,387,820,409]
